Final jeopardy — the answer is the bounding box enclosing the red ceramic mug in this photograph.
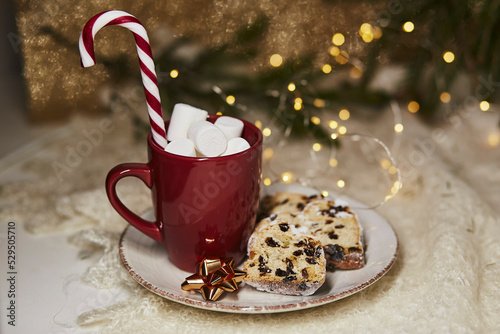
[106,115,262,272]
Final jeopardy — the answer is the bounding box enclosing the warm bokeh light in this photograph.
[226,95,235,105]
[288,82,296,91]
[339,109,350,120]
[254,120,262,129]
[329,120,338,129]
[328,46,340,56]
[313,99,325,108]
[337,179,345,188]
[443,51,455,63]
[170,69,179,78]
[361,33,374,43]
[281,172,293,183]
[338,126,347,135]
[270,54,283,67]
[332,33,345,46]
[263,147,274,159]
[488,133,500,147]
[440,92,451,103]
[311,116,321,125]
[360,23,372,35]
[321,190,329,197]
[331,133,338,140]
[263,178,272,186]
[312,143,322,151]
[403,21,414,32]
[262,128,272,137]
[408,101,420,113]
[335,51,349,65]
[359,23,374,43]
[322,64,332,73]
[372,26,383,39]
[380,159,391,169]
[329,158,338,167]
[394,123,404,133]
[480,101,490,111]
[294,97,303,110]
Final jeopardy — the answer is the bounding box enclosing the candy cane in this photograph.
[79,10,168,149]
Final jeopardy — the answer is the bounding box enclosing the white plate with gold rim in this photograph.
[119,184,398,313]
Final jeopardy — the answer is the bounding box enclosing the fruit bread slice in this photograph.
[256,192,365,270]
[243,220,326,296]
[301,199,364,269]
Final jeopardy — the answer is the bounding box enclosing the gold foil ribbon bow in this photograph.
[181,258,246,301]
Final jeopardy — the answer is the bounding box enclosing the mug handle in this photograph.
[105,163,162,243]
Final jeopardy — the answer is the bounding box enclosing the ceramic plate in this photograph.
[119,184,398,313]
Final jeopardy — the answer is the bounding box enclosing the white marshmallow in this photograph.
[214,116,244,140]
[164,138,196,157]
[167,103,208,141]
[187,120,227,157]
[222,137,250,156]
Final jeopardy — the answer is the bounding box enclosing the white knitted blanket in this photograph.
[1,106,499,334]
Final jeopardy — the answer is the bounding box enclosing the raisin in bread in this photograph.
[257,192,365,270]
[243,220,326,296]
[301,199,364,269]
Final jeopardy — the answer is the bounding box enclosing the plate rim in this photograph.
[118,187,399,314]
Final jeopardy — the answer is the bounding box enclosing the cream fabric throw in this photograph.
[1,108,499,334]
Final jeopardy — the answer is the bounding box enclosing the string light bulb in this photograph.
[372,26,383,39]
[335,51,349,65]
[170,69,179,78]
[408,101,420,113]
[281,172,293,183]
[443,51,455,63]
[322,64,332,73]
[270,54,283,67]
[312,143,322,151]
[339,109,350,120]
[328,46,340,56]
[313,99,325,108]
[332,33,345,46]
[359,23,374,43]
[440,92,451,103]
[480,101,490,111]
[380,159,391,169]
[225,95,235,105]
[403,21,414,32]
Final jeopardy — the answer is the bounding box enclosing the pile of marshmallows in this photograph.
[165,103,251,157]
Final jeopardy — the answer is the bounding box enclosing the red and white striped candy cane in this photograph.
[79,10,168,149]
